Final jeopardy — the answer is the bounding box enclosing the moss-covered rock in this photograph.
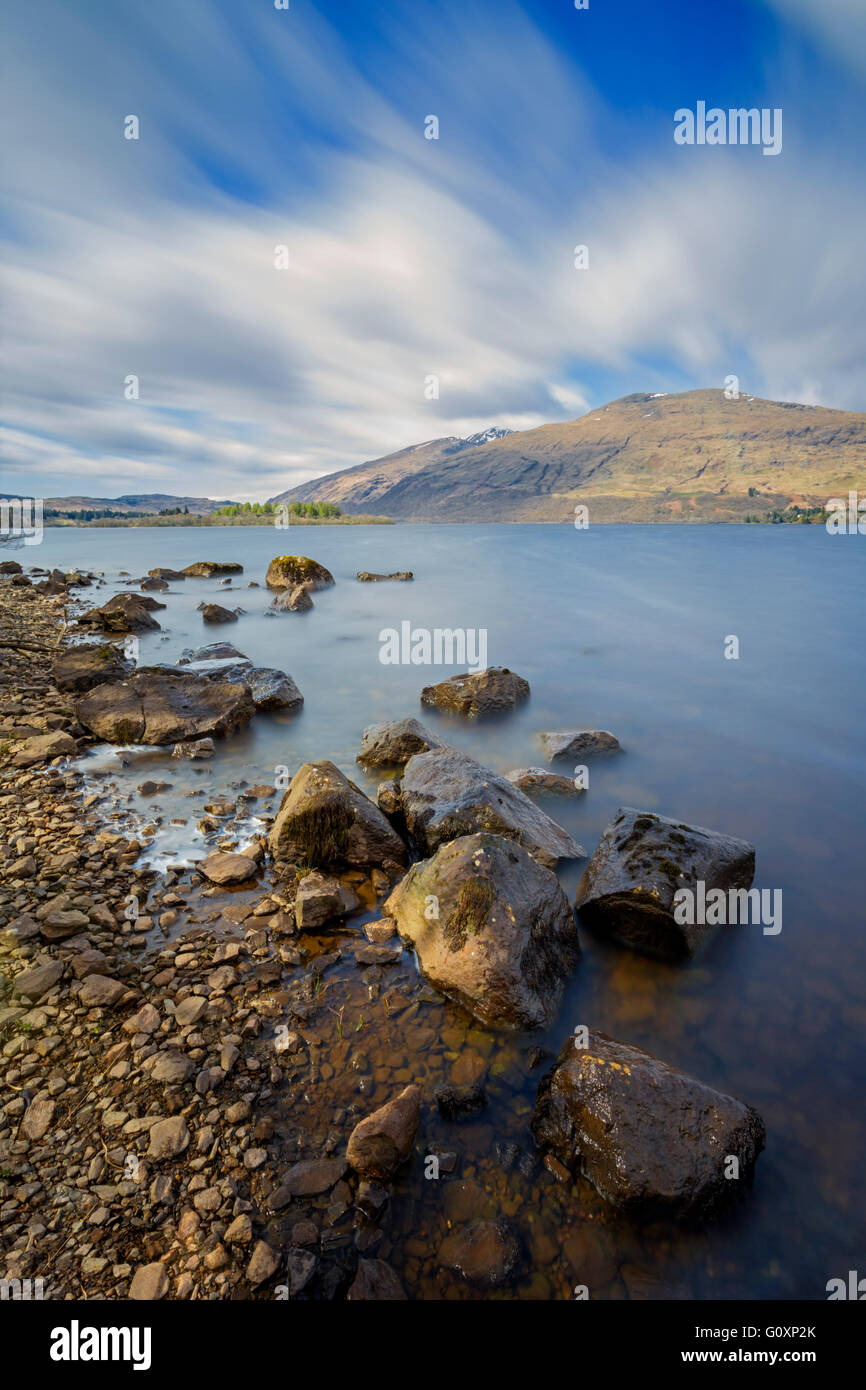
[265,555,335,591]
[384,832,580,1030]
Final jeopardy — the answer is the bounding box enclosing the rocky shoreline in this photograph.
[0,561,766,1301]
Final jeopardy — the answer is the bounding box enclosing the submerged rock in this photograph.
[270,585,314,612]
[200,603,239,624]
[171,736,215,759]
[74,668,255,745]
[265,555,334,590]
[268,760,407,870]
[384,832,580,1030]
[347,1259,407,1300]
[182,561,243,577]
[400,746,585,869]
[78,593,164,633]
[346,1084,420,1180]
[356,570,413,582]
[439,1219,520,1288]
[506,768,582,796]
[421,666,530,717]
[574,807,756,959]
[179,642,246,662]
[357,717,445,768]
[540,730,622,760]
[531,1030,765,1220]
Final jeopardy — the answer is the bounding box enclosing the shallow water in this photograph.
[39,522,866,1298]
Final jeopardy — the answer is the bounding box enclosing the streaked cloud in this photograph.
[1,0,863,499]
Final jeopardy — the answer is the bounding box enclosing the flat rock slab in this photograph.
[421,666,529,717]
[385,832,581,1031]
[268,760,406,870]
[574,807,756,959]
[400,746,585,870]
[53,644,133,692]
[357,717,445,768]
[198,851,260,885]
[74,668,255,745]
[281,1158,348,1196]
[532,1030,765,1221]
[540,730,622,760]
[13,960,65,1000]
[77,974,127,1008]
[11,731,76,767]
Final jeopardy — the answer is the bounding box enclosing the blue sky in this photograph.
[2,0,865,500]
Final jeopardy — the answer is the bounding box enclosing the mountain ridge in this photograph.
[272,390,866,522]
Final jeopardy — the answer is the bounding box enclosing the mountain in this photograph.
[44,494,235,516]
[271,428,512,512]
[272,391,866,522]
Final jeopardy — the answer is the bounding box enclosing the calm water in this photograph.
[38,523,866,1299]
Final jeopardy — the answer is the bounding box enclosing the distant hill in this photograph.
[45,494,235,516]
[272,391,866,522]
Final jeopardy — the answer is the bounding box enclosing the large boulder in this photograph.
[74,668,255,745]
[399,747,585,870]
[420,666,529,717]
[540,730,622,760]
[346,1084,420,1180]
[78,593,163,633]
[574,807,756,960]
[384,833,580,1030]
[148,568,186,581]
[531,1031,765,1220]
[182,561,243,577]
[265,555,334,590]
[357,717,445,769]
[268,761,406,870]
[52,644,133,693]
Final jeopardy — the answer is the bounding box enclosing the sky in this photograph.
[1,0,865,502]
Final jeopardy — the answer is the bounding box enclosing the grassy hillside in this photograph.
[276,390,866,522]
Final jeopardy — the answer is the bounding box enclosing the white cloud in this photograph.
[1,0,864,500]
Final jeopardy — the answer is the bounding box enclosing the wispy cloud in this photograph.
[1,0,863,499]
